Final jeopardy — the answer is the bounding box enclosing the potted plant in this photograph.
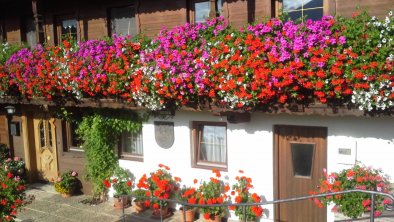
[198,169,230,222]
[177,182,199,222]
[311,162,393,219]
[132,188,149,213]
[230,171,263,222]
[54,170,81,197]
[3,156,26,179]
[103,166,134,209]
[147,164,178,218]
[0,167,34,221]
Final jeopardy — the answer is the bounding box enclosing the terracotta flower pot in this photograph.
[152,205,169,218]
[61,193,71,198]
[205,215,221,222]
[113,196,129,209]
[183,209,196,222]
[133,201,146,213]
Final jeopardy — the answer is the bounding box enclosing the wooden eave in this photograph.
[0,97,367,117]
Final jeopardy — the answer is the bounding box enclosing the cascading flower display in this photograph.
[0,12,393,113]
[310,163,392,219]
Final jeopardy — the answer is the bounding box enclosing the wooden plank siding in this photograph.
[2,0,393,46]
[335,0,394,18]
[4,17,22,44]
[0,116,8,145]
[139,0,187,37]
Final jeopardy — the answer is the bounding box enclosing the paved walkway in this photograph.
[16,183,394,222]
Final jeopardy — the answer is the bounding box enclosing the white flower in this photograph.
[382,38,387,43]
[389,11,393,16]
[378,43,382,48]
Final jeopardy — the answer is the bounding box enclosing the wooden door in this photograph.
[274,125,327,222]
[34,118,58,181]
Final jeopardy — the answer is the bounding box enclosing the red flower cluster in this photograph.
[145,164,178,208]
[230,170,264,220]
[197,169,230,219]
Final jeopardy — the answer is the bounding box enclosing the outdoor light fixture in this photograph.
[4,105,16,115]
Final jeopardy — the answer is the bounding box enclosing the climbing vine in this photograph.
[56,108,145,199]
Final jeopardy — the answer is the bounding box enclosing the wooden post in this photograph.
[31,0,44,44]
[209,0,217,19]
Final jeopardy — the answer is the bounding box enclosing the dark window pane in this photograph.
[304,0,323,9]
[39,122,45,147]
[291,143,314,177]
[70,122,81,148]
[48,122,53,148]
[194,1,210,22]
[283,0,303,11]
[287,11,302,20]
[110,6,137,36]
[304,8,323,21]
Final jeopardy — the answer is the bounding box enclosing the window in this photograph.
[108,6,137,37]
[190,0,222,23]
[282,0,323,21]
[55,16,78,45]
[119,129,143,161]
[22,18,37,48]
[192,121,227,170]
[64,121,83,152]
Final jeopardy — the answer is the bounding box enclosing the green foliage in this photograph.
[0,143,10,163]
[132,188,148,202]
[0,42,24,65]
[75,108,144,199]
[110,166,134,196]
[54,170,81,195]
[313,163,392,219]
[0,151,33,221]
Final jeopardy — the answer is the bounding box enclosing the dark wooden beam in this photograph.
[247,0,255,23]
[32,0,45,44]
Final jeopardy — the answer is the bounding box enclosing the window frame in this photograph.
[64,121,83,152]
[274,0,330,21]
[118,129,143,162]
[191,121,228,171]
[189,0,223,24]
[107,4,138,37]
[54,14,79,45]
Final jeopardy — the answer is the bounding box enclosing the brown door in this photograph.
[274,125,327,222]
[33,117,58,181]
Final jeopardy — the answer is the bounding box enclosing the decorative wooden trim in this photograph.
[21,114,31,175]
[0,97,366,116]
[273,125,280,221]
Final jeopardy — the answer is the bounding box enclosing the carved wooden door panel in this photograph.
[34,118,58,181]
[275,125,327,222]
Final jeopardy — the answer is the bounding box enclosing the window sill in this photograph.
[120,155,143,162]
[192,162,227,172]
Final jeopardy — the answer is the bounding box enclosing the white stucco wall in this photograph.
[119,110,394,222]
